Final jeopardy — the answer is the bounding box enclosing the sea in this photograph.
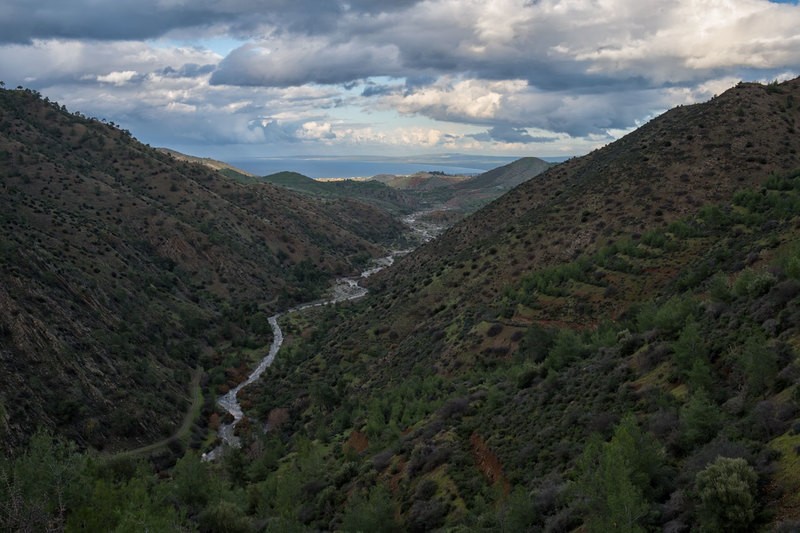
[226,154,568,179]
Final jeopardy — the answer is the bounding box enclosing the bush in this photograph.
[654,295,696,334]
[694,457,757,532]
[544,329,585,371]
[198,500,253,533]
[672,320,707,377]
[340,485,400,532]
[732,268,776,298]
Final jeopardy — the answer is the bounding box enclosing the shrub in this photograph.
[672,320,707,377]
[544,329,585,371]
[654,295,696,334]
[732,268,776,298]
[694,457,757,532]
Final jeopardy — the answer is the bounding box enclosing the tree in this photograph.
[680,389,722,449]
[171,451,213,509]
[672,319,707,378]
[695,457,757,532]
[340,484,399,532]
[739,333,777,397]
[545,329,584,371]
[577,414,664,532]
[0,430,87,532]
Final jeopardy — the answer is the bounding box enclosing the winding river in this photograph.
[203,211,442,461]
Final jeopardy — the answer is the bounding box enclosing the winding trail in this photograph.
[204,210,442,461]
[113,367,203,459]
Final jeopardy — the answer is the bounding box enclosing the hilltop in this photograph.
[0,87,406,451]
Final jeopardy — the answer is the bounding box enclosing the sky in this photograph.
[1,0,799,162]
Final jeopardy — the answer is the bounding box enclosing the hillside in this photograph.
[371,171,471,190]
[261,171,420,214]
[449,156,552,192]
[0,87,406,452]
[156,147,258,182]
[4,79,800,532]
[235,79,800,530]
[367,158,552,225]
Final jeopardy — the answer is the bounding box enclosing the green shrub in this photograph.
[738,333,778,397]
[695,457,757,532]
[654,295,696,334]
[732,268,776,298]
[707,272,731,302]
[641,230,667,249]
[545,329,585,371]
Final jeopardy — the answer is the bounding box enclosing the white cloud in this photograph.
[97,70,138,86]
[391,78,526,121]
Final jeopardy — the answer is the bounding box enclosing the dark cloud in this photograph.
[159,64,217,78]
[210,39,404,87]
[0,0,424,44]
[471,125,557,144]
[361,84,399,97]
[4,0,799,155]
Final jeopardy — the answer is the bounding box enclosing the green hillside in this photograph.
[4,79,800,532]
[0,87,406,453]
[262,171,421,214]
[235,78,800,530]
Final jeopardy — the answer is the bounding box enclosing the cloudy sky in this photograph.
[1,0,799,161]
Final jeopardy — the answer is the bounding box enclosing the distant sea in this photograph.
[227,154,569,179]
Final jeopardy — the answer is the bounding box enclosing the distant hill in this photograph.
[261,170,420,214]
[450,156,552,191]
[157,147,257,182]
[370,171,471,190]
[0,88,406,451]
[367,157,553,223]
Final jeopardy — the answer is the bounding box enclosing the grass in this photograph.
[770,432,800,518]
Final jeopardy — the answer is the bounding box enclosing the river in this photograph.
[203,211,442,461]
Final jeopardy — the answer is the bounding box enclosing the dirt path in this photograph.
[111,366,203,459]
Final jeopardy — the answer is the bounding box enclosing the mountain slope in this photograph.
[261,171,420,214]
[0,87,406,451]
[156,147,258,182]
[449,156,552,191]
[237,79,800,530]
[379,80,800,311]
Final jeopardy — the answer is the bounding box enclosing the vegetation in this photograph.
[3,78,800,531]
[0,86,406,451]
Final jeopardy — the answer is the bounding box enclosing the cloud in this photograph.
[0,39,221,87]
[96,71,140,86]
[2,0,800,158]
[471,125,558,144]
[0,0,424,44]
[210,37,403,87]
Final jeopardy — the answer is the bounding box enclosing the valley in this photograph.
[206,210,445,462]
[2,78,800,532]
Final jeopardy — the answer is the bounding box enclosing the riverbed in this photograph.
[203,211,442,461]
